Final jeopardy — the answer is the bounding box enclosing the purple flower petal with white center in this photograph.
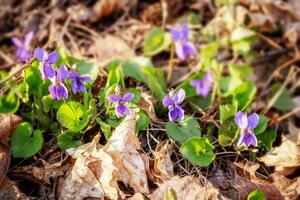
[235,111,259,149]
[40,63,55,80]
[163,95,174,107]
[115,104,131,118]
[163,89,186,121]
[12,31,34,62]
[34,47,48,62]
[68,71,91,95]
[190,71,213,97]
[56,66,69,82]
[108,92,134,118]
[247,113,259,130]
[48,82,68,100]
[235,111,248,129]
[108,94,122,103]
[122,93,134,102]
[173,89,185,104]
[46,51,59,64]
[171,24,196,61]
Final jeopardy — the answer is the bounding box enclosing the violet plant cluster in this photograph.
[34,48,91,100]
[12,32,91,100]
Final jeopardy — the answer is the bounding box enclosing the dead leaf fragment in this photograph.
[60,113,149,200]
[150,141,174,184]
[259,122,300,176]
[0,114,22,146]
[150,176,221,200]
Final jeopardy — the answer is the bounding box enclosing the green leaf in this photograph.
[254,115,269,135]
[271,83,294,111]
[257,128,276,151]
[106,59,124,88]
[228,63,253,79]
[218,117,238,146]
[41,95,52,113]
[143,28,171,56]
[57,131,82,150]
[123,57,154,82]
[24,61,43,96]
[191,95,212,110]
[142,67,165,101]
[57,101,89,132]
[247,189,266,200]
[166,116,201,144]
[136,110,150,133]
[11,122,43,158]
[96,118,112,140]
[219,76,243,97]
[0,93,19,114]
[180,136,215,167]
[219,104,237,124]
[233,81,256,110]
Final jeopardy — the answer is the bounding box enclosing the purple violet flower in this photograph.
[34,47,58,80]
[163,89,185,122]
[190,71,213,97]
[48,66,69,100]
[171,24,197,61]
[235,111,259,149]
[68,71,91,94]
[108,93,134,118]
[11,31,34,62]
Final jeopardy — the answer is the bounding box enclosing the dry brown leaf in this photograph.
[12,161,73,184]
[0,143,10,187]
[150,176,221,200]
[68,0,137,22]
[139,92,159,122]
[150,141,174,184]
[91,35,135,65]
[259,121,300,176]
[0,114,22,146]
[60,113,149,200]
[0,177,30,200]
[227,161,300,199]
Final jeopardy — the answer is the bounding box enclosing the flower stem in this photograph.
[167,43,175,83]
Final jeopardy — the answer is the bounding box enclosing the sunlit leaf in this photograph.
[143,28,171,56]
[57,101,89,132]
[180,136,215,167]
[218,117,238,146]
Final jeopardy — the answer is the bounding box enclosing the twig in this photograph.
[277,107,300,122]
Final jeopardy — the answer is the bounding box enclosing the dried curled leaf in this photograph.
[0,114,22,146]
[60,113,149,200]
[259,121,300,176]
[150,176,221,200]
[150,141,174,184]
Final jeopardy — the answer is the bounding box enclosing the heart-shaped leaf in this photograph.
[57,101,89,132]
[143,28,171,56]
[180,136,215,167]
[136,110,150,133]
[11,122,43,158]
[233,81,256,110]
[0,93,19,114]
[166,116,201,144]
[218,117,238,146]
[57,131,82,150]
